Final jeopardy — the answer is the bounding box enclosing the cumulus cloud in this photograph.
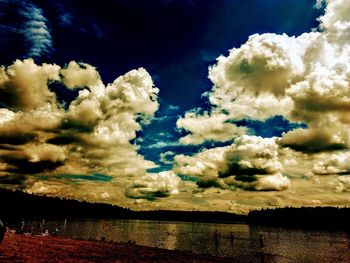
[301,150,350,193]
[0,59,161,195]
[208,33,307,99]
[0,59,60,111]
[177,32,314,144]
[61,61,103,90]
[53,66,160,177]
[125,171,180,200]
[27,181,59,195]
[176,33,311,144]
[279,128,349,153]
[174,135,290,191]
[319,0,350,44]
[0,109,15,125]
[177,112,246,145]
[174,0,350,195]
[335,176,350,192]
[177,0,350,148]
[3,0,350,206]
[310,152,350,175]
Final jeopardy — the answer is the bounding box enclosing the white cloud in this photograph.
[56,66,160,176]
[0,59,60,111]
[144,140,180,149]
[174,135,290,191]
[315,0,326,8]
[177,112,246,145]
[319,0,350,44]
[125,171,180,200]
[177,0,350,151]
[27,181,58,195]
[166,104,180,112]
[0,109,15,125]
[0,59,160,194]
[310,152,350,175]
[20,3,53,58]
[61,61,103,91]
[3,0,350,207]
[279,127,349,153]
[335,176,350,192]
[254,174,291,191]
[174,0,350,196]
[208,33,307,99]
[23,144,67,163]
[159,151,175,165]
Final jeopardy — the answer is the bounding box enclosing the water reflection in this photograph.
[17,219,350,262]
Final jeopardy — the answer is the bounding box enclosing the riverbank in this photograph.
[0,233,232,262]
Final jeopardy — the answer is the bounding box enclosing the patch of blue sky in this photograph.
[143,140,232,173]
[233,116,307,138]
[178,174,199,182]
[34,173,113,182]
[140,115,306,173]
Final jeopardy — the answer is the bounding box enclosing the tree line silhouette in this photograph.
[248,206,350,229]
[0,188,244,222]
[1,188,349,229]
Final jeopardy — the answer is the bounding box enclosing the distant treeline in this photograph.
[0,188,244,223]
[1,188,350,229]
[247,206,350,229]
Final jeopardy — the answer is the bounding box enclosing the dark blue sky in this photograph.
[0,0,323,170]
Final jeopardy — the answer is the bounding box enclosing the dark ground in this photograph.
[0,233,234,263]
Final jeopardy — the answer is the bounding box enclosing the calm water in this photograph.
[18,219,350,262]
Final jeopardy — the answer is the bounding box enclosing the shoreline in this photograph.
[0,233,232,262]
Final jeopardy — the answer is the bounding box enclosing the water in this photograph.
[16,219,350,262]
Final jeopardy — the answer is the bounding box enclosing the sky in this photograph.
[1,0,350,214]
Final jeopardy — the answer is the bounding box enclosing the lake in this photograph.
[18,219,350,262]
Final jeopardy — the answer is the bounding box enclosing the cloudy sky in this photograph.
[1,0,350,214]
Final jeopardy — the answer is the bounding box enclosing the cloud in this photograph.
[27,181,60,195]
[175,32,309,145]
[125,171,180,200]
[279,128,349,153]
[319,0,350,44]
[177,111,246,145]
[22,144,67,163]
[0,59,60,111]
[177,0,350,147]
[303,150,350,193]
[174,0,350,194]
[176,32,314,144]
[0,59,160,193]
[54,66,160,176]
[0,108,15,125]
[310,152,350,175]
[335,176,350,192]
[174,135,290,191]
[144,140,180,149]
[2,0,350,207]
[167,104,180,112]
[59,13,73,27]
[61,61,103,90]
[20,2,53,58]
[159,151,175,165]
[208,33,307,99]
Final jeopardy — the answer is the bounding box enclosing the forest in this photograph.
[1,188,349,230]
